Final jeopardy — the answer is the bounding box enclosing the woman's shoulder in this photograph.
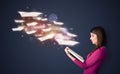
[87,46,106,57]
[95,46,107,55]
[101,46,106,49]
[99,46,106,51]
[93,46,106,54]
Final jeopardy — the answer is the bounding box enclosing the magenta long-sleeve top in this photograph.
[73,46,107,74]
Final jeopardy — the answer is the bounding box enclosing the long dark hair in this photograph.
[90,26,107,49]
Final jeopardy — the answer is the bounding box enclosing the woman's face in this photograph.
[90,32,98,45]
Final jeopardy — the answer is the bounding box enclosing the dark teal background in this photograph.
[1,0,120,74]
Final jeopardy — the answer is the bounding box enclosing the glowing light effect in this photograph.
[12,11,79,46]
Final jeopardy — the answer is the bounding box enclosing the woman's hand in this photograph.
[64,47,70,54]
[64,47,76,61]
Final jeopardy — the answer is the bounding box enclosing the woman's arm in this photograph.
[73,47,106,69]
[64,47,106,69]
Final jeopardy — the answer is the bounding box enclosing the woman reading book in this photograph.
[64,26,107,74]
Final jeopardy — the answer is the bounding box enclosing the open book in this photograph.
[67,48,84,63]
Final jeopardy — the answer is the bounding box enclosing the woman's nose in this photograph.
[90,37,91,40]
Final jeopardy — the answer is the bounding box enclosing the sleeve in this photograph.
[73,49,103,69]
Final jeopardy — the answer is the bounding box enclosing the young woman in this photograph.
[64,26,107,74]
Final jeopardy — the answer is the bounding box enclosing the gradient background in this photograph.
[1,0,120,74]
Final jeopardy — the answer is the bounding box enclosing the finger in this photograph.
[65,47,70,50]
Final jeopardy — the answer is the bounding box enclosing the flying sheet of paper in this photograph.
[12,11,79,46]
